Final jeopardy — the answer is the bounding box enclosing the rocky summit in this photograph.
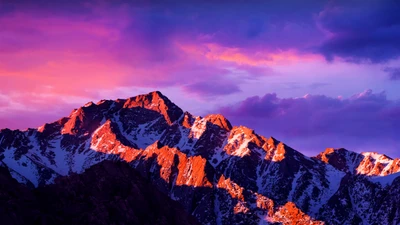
[1,91,399,225]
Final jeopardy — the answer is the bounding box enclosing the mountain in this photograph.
[1,91,399,225]
[0,160,200,225]
[317,148,400,176]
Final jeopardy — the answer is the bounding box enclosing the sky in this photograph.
[1,0,400,157]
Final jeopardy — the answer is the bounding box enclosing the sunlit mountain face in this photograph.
[1,91,400,224]
[1,0,400,224]
[1,0,400,157]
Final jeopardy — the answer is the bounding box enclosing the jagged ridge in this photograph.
[0,91,399,225]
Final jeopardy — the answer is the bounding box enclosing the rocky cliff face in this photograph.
[1,91,399,225]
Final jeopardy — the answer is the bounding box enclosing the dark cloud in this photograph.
[384,67,400,80]
[317,0,400,63]
[4,0,400,63]
[1,0,326,51]
[218,90,400,156]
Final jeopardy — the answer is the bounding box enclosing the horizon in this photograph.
[1,0,399,157]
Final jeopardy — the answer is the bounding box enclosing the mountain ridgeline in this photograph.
[0,91,399,225]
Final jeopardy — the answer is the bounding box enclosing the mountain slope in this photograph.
[316,148,400,176]
[0,91,399,225]
[0,160,200,225]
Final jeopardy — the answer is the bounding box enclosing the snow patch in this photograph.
[323,165,345,203]
[2,148,40,187]
[361,152,392,164]
[371,172,400,187]
[288,170,303,201]
[190,117,207,139]
[227,133,251,157]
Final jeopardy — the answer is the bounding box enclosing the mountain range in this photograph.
[0,91,399,225]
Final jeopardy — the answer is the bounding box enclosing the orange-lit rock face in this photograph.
[255,193,274,214]
[266,136,278,149]
[61,103,107,135]
[233,202,250,214]
[383,158,400,175]
[318,148,336,164]
[123,91,183,125]
[180,112,194,129]
[152,145,177,183]
[223,126,288,161]
[144,147,212,187]
[263,138,289,162]
[204,114,232,131]
[356,152,400,176]
[217,175,245,201]
[223,126,262,157]
[62,108,85,135]
[316,148,400,176]
[91,123,214,189]
[272,202,325,225]
[90,120,119,154]
[37,117,68,136]
[271,143,286,161]
[89,120,144,163]
[175,155,213,188]
[3,91,400,225]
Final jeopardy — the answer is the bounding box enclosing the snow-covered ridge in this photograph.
[316,148,400,177]
[0,91,399,225]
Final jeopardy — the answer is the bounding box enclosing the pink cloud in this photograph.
[179,43,322,66]
[0,8,323,95]
[0,7,327,130]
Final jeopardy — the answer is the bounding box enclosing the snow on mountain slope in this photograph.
[371,171,400,187]
[0,91,399,225]
[316,148,400,176]
[357,152,400,176]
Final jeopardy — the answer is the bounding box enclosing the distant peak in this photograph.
[231,125,255,135]
[83,101,95,107]
[361,152,393,160]
[320,147,354,155]
[267,136,279,147]
[179,111,194,128]
[315,148,400,176]
[204,114,232,131]
[316,148,356,162]
[124,91,172,108]
[123,91,183,124]
[129,91,168,102]
[316,148,366,174]
[151,90,164,97]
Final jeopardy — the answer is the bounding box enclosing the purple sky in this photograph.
[0,0,399,157]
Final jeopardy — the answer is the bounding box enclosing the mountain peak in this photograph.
[204,114,232,131]
[267,136,279,148]
[123,91,183,124]
[316,148,400,176]
[83,101,95,107]
[315,148,362,173]
[357,152,400,176]
[317,147,353,161]
[125,91,168,104]
[2,91,400,225]
[361,151,393,161]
